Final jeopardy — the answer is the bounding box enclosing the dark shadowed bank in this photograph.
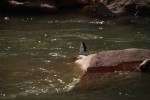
[0,0,150,17]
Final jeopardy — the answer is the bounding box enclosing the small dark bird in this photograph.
[80,42,87,54]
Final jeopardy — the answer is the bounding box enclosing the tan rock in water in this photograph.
[76,48,150,73]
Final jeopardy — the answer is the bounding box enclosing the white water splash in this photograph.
[63,78,80,91]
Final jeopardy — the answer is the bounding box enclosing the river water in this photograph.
[0,13,150,100]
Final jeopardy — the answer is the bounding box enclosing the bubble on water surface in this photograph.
[54,75,57,77]
[99,27,103,30]
[44,34,47,37]
[49,52,66,58]
[68,46,74,49]
[4,17,9,21]
[99,36,104,39]
[38,41,41,43]
[51,38,57,41]
[118,92,122,95]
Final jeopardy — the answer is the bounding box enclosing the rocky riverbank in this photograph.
[94,0,150,17]
[0,0,89,14]
[0,0,150,17]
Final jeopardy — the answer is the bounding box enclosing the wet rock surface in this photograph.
[76,48,150,73]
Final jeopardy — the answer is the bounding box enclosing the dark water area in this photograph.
[0,13,150,100]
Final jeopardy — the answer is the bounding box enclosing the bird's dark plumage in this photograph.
[80,42,87,54]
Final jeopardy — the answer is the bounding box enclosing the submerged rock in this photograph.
[75,48,150,73]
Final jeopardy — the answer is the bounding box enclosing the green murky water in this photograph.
[0,13,150,100]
